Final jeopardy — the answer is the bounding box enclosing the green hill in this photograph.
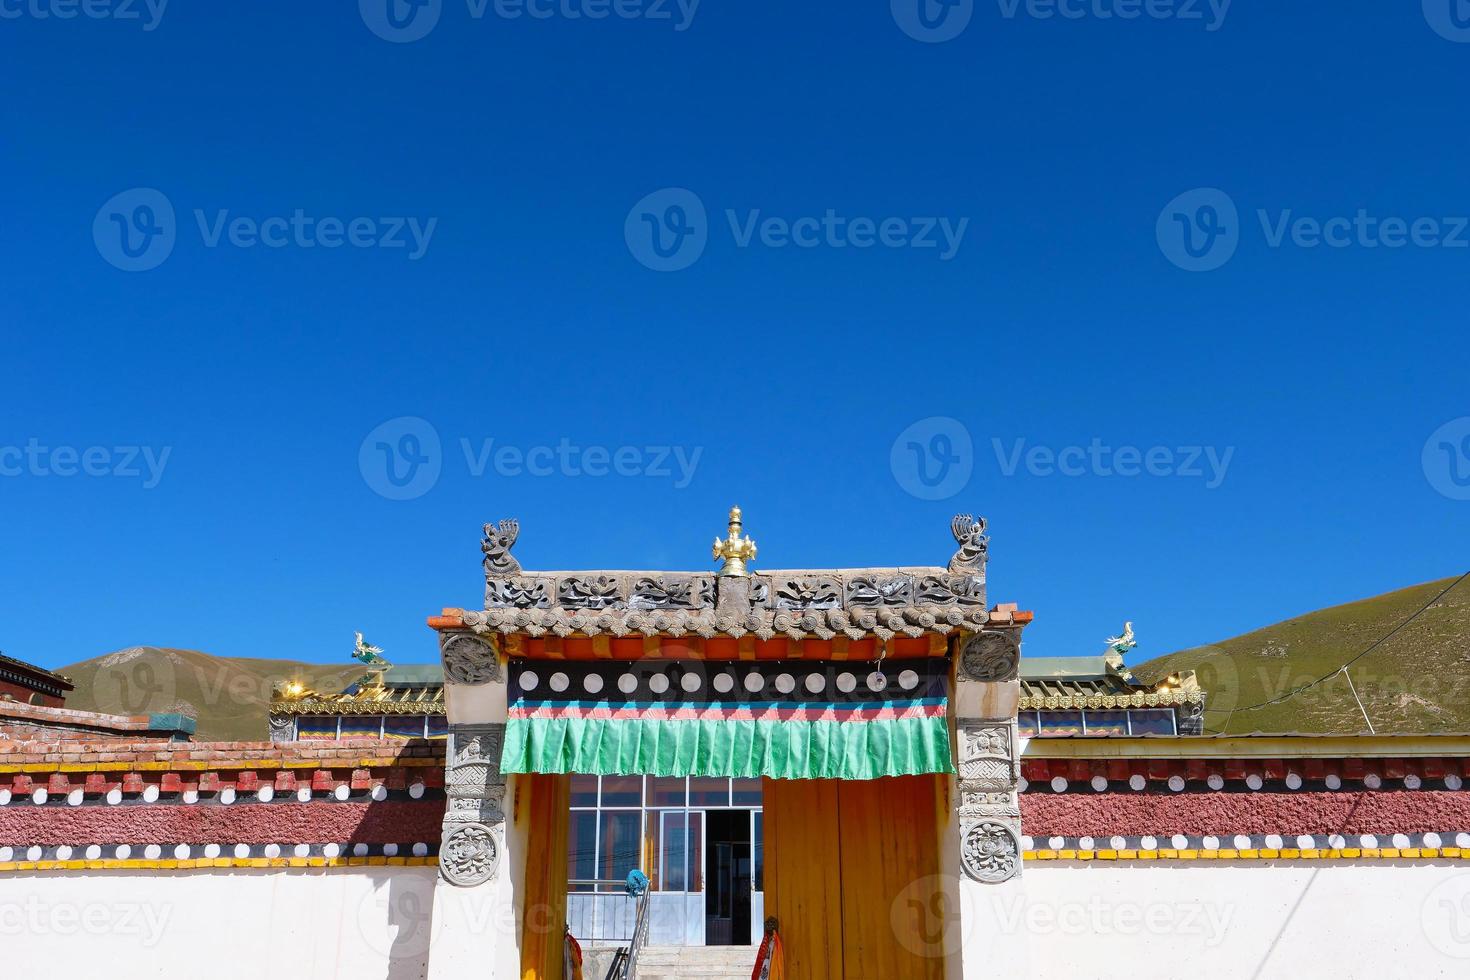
[59,647,367,741]
[1133,575,1470,736]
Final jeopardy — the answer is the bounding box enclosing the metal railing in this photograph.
[565,877,651,980]
[624,885,650,979]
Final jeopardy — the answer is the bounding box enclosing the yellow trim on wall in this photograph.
[1024,848,1468,862]
[0,856,437,873]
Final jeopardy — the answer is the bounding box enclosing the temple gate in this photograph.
[423,510,1030,980]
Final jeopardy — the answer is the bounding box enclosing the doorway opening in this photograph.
[703,809,753,945]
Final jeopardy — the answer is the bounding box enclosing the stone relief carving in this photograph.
[267,715,295,742]
[1178,697,1205,736]
[557,575,623,609]
[629,575,713,610]
[441,723,507,887]
[447,722,505,792]
[916,575,985,606]
[948,514,988,575]
[959,630,1020,682]
[960,820,1020,884]
[486,578,550,609]
[846,575,914,608]
[481,519,521,576]
[957,722,1016,788]
[773,576,842,610]
[440,632,502,686]
[957,789,1020,820]
[440,822,502,887]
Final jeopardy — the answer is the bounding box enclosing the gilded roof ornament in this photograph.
[712,505,757,577]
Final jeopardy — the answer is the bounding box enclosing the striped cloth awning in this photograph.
[501,658,954,781]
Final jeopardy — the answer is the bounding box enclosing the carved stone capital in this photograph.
[960,819,1021,884]
[959,630,1020,683]
[440,821,502,887]
[440,632,502,686]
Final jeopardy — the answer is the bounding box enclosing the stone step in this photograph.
[634,944,757,980]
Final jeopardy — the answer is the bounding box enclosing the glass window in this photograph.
[731,778,762,806]
[570,774,599,807]
[597,811,642,881]
[1038,710,1083,736]
[752,812,764,892]
[1129,709,1177,736]
[567,811,598,890]
[687,812,704,892]
[1083,710,1129,736]
[689,776,730,807]
[660,811,689,891]
[647,776,687,807]
[601,775,643,807]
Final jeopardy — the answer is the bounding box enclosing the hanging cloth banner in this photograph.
[751,919,786,980]
[501,658,954,781]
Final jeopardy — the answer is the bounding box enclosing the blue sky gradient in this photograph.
[3,1,1469,671]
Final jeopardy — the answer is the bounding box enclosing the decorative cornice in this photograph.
[453,513,1027,643]
[269,698,445,717]
[1019,689,1203,711]
[452,580,1029,643]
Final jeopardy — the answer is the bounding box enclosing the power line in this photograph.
[1221,571,1469,726]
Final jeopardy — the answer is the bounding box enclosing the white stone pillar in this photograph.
[951,629,1033,980]
[427,631,525,980]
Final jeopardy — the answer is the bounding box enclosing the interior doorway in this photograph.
[703,809,753,945]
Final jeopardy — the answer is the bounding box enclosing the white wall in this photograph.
[963,861,1470,980]
[0,868,438,979]
[8,861,1470,979]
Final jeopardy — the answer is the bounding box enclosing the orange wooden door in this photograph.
[519,773,571,980]
[764,775,948,980]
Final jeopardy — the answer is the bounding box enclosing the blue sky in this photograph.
[3,1,1469,672]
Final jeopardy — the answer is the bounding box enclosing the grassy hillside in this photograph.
[60,647,367,741]
[1133,575,1470,735]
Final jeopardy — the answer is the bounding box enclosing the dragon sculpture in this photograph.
[947,514,989,574]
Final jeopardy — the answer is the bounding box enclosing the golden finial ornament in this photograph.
[712,505,758,577]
